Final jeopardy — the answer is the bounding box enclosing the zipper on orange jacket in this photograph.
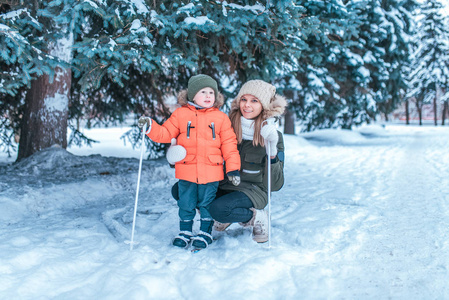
[187,121,195,139]
[209,122,215,140]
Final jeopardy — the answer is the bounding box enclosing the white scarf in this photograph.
[241,117,255,140]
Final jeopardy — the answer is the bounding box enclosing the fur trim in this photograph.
[177,90,189,106]
[177,89,224,108]
[263,94,288,120]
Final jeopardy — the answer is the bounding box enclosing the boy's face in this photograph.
[193,87,215,108]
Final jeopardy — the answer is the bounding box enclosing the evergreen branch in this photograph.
[67,124,99,148]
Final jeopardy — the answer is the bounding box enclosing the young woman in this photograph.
[169,79,287,243]
[208,79,286,243]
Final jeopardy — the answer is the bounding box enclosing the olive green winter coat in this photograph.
[218,131,285,209]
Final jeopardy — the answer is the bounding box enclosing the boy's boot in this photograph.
[173,220,194,248]
[192,219,214,249]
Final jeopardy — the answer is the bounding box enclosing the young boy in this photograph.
[138,74,241,249]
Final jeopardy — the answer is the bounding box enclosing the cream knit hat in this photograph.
[234,80,276,110]
[231,80,287,120]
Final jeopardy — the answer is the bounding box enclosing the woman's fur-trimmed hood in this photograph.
[177,90,225,109]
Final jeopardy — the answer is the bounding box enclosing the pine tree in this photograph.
[2,0,438,159]
[0,2,59,156]
[408,0,449,126]
[2,1,316,159]
[376,0,418,120]
[16,1,77,160]
[286,0,370,131]
[355,0,389,122]
[70,0,313,153]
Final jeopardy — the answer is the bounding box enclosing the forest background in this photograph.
[1,0,449,161]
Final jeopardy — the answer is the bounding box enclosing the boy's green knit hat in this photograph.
[187,74,218,101]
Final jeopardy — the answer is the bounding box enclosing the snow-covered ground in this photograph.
[1,123,449,299]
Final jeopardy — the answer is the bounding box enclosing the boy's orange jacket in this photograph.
[147,103,240,184]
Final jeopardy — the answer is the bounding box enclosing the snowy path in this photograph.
[279,126,449,298]
[1,124,449,299]
[358,129,449,297]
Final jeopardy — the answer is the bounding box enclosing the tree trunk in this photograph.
[414,99,423,126]
[284,108,296,135]
[282,89,296,135]
[442,101,448,126]
[417,105,423,126]
[446,101,449,124]
[433,95,437,126]
[405,99,410,125]
[18,69,71,160]
[17,31,73,161]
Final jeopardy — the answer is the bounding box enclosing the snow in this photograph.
[49,31,73,63]
[184,16,213,26]
[149,10,163,27]
[1,8,24,19]
[108,38,116,51]
[1,124,449,299]
[85,0,100,9]
[130,19,147,35]
[357,66,370,78]
[0,23,29,45]
[220,2,265,16]
[131,0,149,15]
[178,3,195,13]
[308,72,325,89]
[130,19,142,31]
[44,93,69,112]
[0,24,9,30]
[227,3,265,14]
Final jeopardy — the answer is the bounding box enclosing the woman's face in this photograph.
[239,94,263,120]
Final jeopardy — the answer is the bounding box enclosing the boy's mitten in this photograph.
[227,170,241,186]
[138,116,152,133]
[166,138,187,165]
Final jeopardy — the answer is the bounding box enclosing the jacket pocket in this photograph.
[207,154,224,166]
[179,154,196,164]
[244,153,264,164]
[241,153,264,183]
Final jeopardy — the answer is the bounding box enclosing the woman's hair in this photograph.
[229,100,265,147]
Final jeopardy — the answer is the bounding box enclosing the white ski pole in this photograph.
[128,122,147,251]
[267,140,272,249]
[263,118,275,249]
